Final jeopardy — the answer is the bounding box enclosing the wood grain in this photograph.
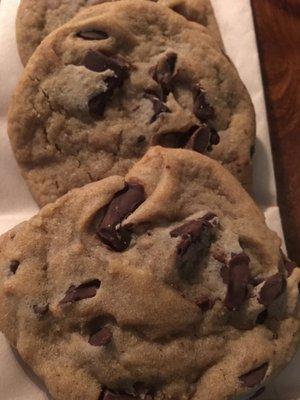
[251,0,300,263]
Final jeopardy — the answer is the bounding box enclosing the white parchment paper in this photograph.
[0,0,299,398]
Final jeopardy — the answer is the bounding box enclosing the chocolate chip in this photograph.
[248,387,266,399]
[170,214,218,276]
[89,327,112,347]
[82,50,128,80]
[195,295,215,312]
[185,125,210,153]
[258,273,286,306]
[137,135,146,144]
[250,145,256,158]
[133,382,154,399]
[60,279,100,305]
[100,389,136,400]
[170,213,218,256]
[256,309,268,325]
[220,265,229,284]
[152,126,197,149]
[76,30,109,40]
[282,256,298,277]
[152,123,219,153]
[33,304,49,317]
[97,183,145,251]
[9,260,20,274]
[144,93,170,123]
[207,128,220,150]
[153,52,177,97]
[193,85,215,123]
[250,276,264,287]
[82,50,129,117]
[225,253,250,311]
[239,363,269,388]
[88,93,108,117]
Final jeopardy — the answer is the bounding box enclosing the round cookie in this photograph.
[16,0,222,66]
[9,0,255,207]
[0,147,299,400]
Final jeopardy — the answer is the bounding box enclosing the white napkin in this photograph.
[0,0,298,398]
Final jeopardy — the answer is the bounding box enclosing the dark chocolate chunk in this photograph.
[82,50,129,117]
[33,304,49,317]
[100,389,136,400]
[76,30,109,40]
[239,363,269,388]
[225,253,250,311]
[258,273,286,306]
[248,387,266,399]
[9,260,20,274]
[89,327,112,347]
[88,93,109,117]
[282,255,298,277]
[195,295,215,312]
[152,125,219,153]
[60,280,100,305]
[144,93,170,123]
[82,50,128,79]
[170,213,217,256]
[137,135,146,144]
[185,125,211,153]
[207,128,220,150]
[256,309,268,325]
[97,183,145,251]
[170,213,217,275]
[220,265,229,284]
[250,276,264,287]
[153,52,177,96]
[193,85,215,122]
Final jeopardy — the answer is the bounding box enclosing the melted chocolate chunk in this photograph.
[76,30,109,40]
[225,253,250,311]
[60,280,100,305]
[153,52,177,96]
[97,183,145,251]
[248,387,266,399]
[33,304,49,317]
[82,50,129,117]
[170,213,218,275]
[185,125,211,153]
[152,125,219,153]
[258,273,286,306]
[88,94,108,117]
[144,93,170,123]
[220,265,229,284]
[193,85,215,123]
[208,128,220,149]
[9,260,20,274]
[170,213,217,256]
[195,295,215,312]
[282,255,298,277]
[239,363,269,388]
[256,309,268,325]
[89,327,112,347]
[100,390,136,400]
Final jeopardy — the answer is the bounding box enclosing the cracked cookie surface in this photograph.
[0,146,299,400]
[16,0,222,65]
[9,0,255,207]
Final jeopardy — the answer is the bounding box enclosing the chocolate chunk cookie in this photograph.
[9,0,255,206]
[0,147,299,400]
[16,0,222,65]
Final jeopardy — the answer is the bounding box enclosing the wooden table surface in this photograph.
[251,0,300,263]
